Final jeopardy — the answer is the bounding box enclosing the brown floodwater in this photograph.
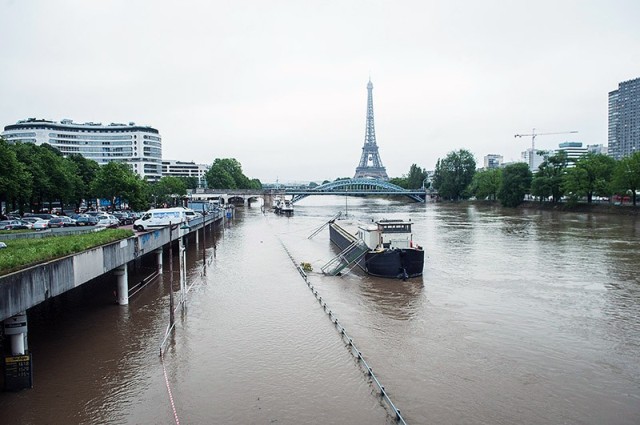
[1,197,639,424]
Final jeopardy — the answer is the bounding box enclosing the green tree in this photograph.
[37,144,79,211]
[174,176,200,190]
[91,162,146,209]
[562,153,616,203]
[66,154,100,208]
[469,168,502,201]
[205,158,256,189]
[249,178,262,189]
[13,143,57,212]
[498,163,532,207]
[0,138,32,214]
[151,176,187,206]
[612,151,640,207]
[406,164,428,189]
[11,143,78,212]
[206,166,236,189]
[432,149,476,200]
[531,151,568,203]
[389,177,409,188]
[127,179,150,211]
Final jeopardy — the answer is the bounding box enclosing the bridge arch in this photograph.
[290,178,425,203]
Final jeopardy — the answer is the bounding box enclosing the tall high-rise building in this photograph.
[2,118,162,181]
[354,79,389,180]
[608,77,640,159]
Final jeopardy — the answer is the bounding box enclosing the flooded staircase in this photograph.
[321,239,369,276]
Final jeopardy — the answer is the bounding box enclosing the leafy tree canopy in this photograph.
[91,161,147,209]
[611,151,640,207]
[531,151,568,203]
[432,149,476,200]
[205,158,259,189]
[150,176,187,207]
[562,153,616,203]
[469,168,502,201]
[498,163,532,207]
[0,138,32,212]
[389,177,408,188]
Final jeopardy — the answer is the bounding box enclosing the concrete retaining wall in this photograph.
[0,212,221,321]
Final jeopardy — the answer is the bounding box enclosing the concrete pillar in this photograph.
[114,266,129,305]
[155,248,163,271]
[195,228,199,244]
[11,334,25,355]
[3,312,27,355]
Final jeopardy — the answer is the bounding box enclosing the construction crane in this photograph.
[514,128,578,169]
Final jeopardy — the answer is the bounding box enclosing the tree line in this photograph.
[429,148,640,207]
[0,139,261,214]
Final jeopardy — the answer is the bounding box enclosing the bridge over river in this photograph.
[189,178,434,205]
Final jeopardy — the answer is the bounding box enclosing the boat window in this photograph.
[380,223,411,233]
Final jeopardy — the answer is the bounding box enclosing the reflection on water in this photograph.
[357,276,424,321]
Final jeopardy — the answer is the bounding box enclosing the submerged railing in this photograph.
[280,239,409,424]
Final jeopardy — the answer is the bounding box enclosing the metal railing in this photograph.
[280,239,408,424]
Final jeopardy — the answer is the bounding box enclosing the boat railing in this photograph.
[307,211,342,239]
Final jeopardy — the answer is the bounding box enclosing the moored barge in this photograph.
[329,218,424,279]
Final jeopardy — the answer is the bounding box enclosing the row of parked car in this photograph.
[0,211,142,231]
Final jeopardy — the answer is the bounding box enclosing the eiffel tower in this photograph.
[354,79,389,180]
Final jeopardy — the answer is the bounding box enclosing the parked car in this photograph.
[0,220,30,230]
[48,217,76,228]
[18,219,34,229]
[75,216,99,226]
[23,213,57,221]
[133,208,189,231]
[112,212,134,225]
[96,214,119,228]
[32,220,50,230]
[21,217,42,225]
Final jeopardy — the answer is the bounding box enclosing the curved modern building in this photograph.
[2,118,162,181]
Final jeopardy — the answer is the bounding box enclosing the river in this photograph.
[1,197,639,424]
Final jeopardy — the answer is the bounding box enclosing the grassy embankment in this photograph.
[0,229,134,276]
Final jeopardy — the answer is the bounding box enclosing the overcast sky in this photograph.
[1,1,639,183]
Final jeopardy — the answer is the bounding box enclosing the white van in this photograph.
[133,208,188,231]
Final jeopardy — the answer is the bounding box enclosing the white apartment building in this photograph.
[557,142,588,165]
[521,149,546,171]
[483,154,503,169]
[2,118,162,181]
[162,160,209,187]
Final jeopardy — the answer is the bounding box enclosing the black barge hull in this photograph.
[329,223,424,279]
